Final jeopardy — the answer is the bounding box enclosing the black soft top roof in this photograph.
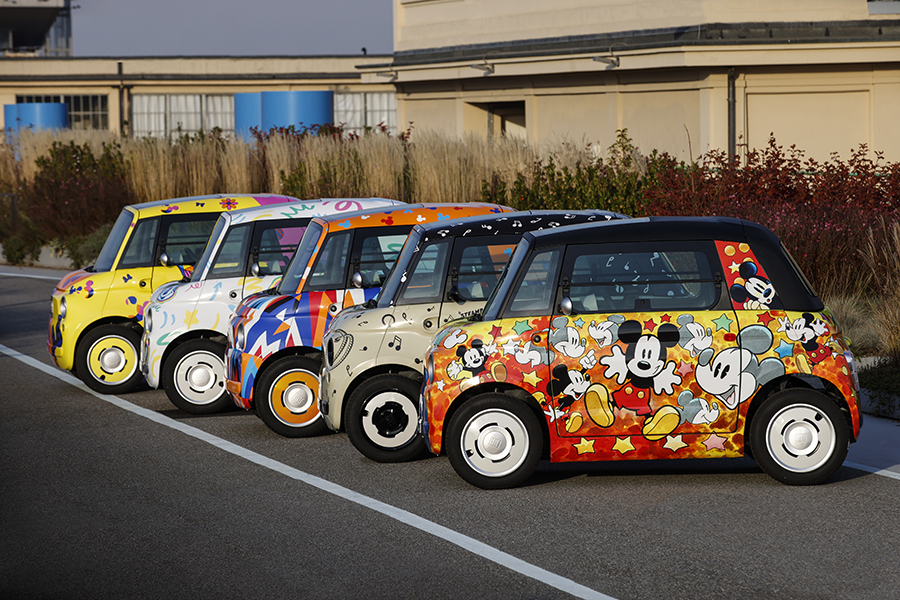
[415,209,628,243]
[523,216,823,312]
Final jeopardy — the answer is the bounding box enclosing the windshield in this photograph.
[190,215,228,282]
[375,227,424,308]
[480,237,533,322]
[278,221,324,294]
[93,209,135,272]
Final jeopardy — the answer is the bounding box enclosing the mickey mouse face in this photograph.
[461,347,486,370]
[695,346,755,409]
[745,276,775,304]
[626,335,666,378]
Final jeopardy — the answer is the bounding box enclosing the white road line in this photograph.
[0,343,615,600]
[0,271,61,281]
[844,461,900,481]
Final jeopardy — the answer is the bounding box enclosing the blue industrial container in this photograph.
[260,91,334,132]
[234,93,262,140]
[3,103,68,131]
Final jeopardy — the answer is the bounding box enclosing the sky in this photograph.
[70,0,394,57]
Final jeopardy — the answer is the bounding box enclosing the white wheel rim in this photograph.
[459,408,529,478]
[361,391,418,449]
[173,350,226,405]
[765,403,836,473]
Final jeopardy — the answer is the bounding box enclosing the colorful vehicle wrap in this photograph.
[420,217,862,488]
[224,203,511,437]
[319,209,627,462]
[139,198,401,413]
[48,194,303,394]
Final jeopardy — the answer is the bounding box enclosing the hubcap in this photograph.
[269,368,321,427]
[174,350,225,405]
[87,334,137,385]
[766,403,836,473]
[361,392,417,449]
[460,408,529,478]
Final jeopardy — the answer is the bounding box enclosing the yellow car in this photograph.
[48,194,304,394]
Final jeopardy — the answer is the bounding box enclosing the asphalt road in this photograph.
[2,267,899,600]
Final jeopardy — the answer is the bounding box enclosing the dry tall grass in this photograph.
[862,219,900,360]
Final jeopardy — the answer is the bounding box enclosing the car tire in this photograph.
[749,389,849,485]
[162,339,230,414]
[447,393,543,489]
[346,374,427,463]
[255,355,328,438]
[75,324,143,394]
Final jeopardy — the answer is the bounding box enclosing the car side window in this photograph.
[356,232,407,288]
[398,239,451,304]
[256,224,307,276]
[161,217,218,266]
[118,217,160,269]
[455,241,516,301]
[506,249,562,316]
[564,242,719,313]
[208,224,252,279]
[306,230,352,290]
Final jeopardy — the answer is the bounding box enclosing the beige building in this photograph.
[362,0,900,161]
[0,55,397,136]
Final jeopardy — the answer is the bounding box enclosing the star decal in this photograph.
[435,380,446,391]
[184,309,200,328]
[523,370,541,387]
[501,339,520,355]
[574,438,595,455]
[574,318,585,328]
[489,325,503,339]
[663,435,688,452]
[712,313,734,332]
[512,320,532,335]
[677,360,694,376]
[703,433,726,451]
[729,261,742,274]
[775,339,795,359]
[613,437,635,454]
[643,318,657,332]
[757,312,775,326]
[660,314,671,323]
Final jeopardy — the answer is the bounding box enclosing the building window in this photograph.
[334,92,397,135]
[132,94,235,138]
[16,95,108,130]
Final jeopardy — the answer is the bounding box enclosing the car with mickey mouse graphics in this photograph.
[225,202,511,438]
[319,209,627,463]
[48,193,303,394]
[139,198,401,414]
[420,216,863,489]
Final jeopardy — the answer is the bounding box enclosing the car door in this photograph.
[437,236,518,327]
[546,241,742,448]
[242,219,309,299]
[151,213,220,289]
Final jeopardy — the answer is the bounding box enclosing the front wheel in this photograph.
[346,374,427,463]
[75,324,143,394]
[749,389,849,485]
[447,393,543,489]
[162,339,230,414]
[255,355,327,438]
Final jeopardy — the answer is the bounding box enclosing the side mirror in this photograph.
[352,271,364,289]
[560,296,574,316]
[250,262,261,277]
[159,252,170,267]
[447,286,463,304]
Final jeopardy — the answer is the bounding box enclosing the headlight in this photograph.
[236,324,246,351]
[59,297,67,319]
[145,308,153,333]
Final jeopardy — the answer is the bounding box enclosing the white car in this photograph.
[139,198,402,414]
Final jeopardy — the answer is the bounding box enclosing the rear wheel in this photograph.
[346,374,427,463]
[447,393,543,489]
[162,339,230,414]
[75,324,143,394]
[749,389,849,485]
[255,355,327,438]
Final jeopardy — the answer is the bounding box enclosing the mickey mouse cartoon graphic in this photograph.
[730,260,777,310]
[447,338,490,381]
[578,320,683,440]
[547,364,591,413]
[777,312,831,374]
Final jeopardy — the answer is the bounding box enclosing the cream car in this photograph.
[319,210,625,462]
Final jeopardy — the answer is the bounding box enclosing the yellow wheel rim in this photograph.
[268,369,321,427]
[87,335,138,385]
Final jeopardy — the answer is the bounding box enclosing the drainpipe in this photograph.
[727,67,737,158]
[118,61,125,136]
